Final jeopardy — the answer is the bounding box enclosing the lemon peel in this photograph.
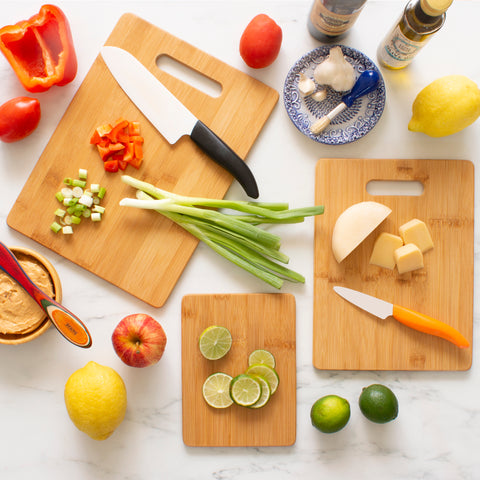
[408,75,480,137]
[64,361,127,440]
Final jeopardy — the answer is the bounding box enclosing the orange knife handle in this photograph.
[392,305,470,349]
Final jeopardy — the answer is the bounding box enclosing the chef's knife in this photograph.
[100,46,259,198]
[333,286,469,349]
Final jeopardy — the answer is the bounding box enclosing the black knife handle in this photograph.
[190,120,259,199]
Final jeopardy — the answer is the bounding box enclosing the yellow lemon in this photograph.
[64,361,127,440]
[408,75,480,137]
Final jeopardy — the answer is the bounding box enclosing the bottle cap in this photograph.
[420,0,453,16]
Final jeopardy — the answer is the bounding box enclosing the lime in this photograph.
[359,384,398,424]
[248,349,276,368]
[310,395,350,434]
[199,325,232,360]
[245,364,279,395]
[248,376,271,409]
[230,374,262,407]
[202,372,233,409]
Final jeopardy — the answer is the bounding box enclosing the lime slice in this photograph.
[248,349,276,368]
[245,364,279,395]
[202,372,233,409]
[249,375,271,409]
[199,326,232,360]
[229,374,262,407]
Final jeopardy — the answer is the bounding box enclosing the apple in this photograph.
[112,314,167,368]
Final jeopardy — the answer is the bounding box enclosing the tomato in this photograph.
[239,14,282,69]
[0,97,41,143]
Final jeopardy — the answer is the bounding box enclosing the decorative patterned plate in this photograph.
[283,45,385,145]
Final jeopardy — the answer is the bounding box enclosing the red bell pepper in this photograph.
[0,5,77,93]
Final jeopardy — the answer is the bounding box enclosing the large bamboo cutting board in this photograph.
[7,14,278,307]
[181,294,296,447]
[313,158,474,371]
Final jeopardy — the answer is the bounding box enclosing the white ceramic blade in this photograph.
[333,286,393,319]
[101,46,197,144]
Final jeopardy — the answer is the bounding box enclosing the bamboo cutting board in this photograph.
[313,158,474,371]
[181,294,296,447]
[7,14,278,307]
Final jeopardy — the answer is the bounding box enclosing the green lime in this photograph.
[199,325,232,360]
[248,349,276,368]
[202,372,233,409]
[245,364,279,395]
[230,374,262,407]
[310,395,350,434]
[248,376,271,409]
[359,384,398,424]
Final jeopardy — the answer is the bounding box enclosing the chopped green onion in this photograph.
[91,212,102,222]
[71,215,82,225]
[90,184,100,193]
[61,187,73,198]
[79,168,88,179]
[79,195,93,207]
[50,222,62,233]
[55,192,64,203]
[72,179,87,188]
[62,226,73,234]
[54,208,66,218]
[97,187,106,199]
[93,205,105,214]
[63,177,73,185]
[72,186,84,198]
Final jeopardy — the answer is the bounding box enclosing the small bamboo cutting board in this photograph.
[7,14,278,307]
[181,294,296,447]
[314,158,474,371]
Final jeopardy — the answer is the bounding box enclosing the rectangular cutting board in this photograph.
[181,294,296,447]
[7,14,278,307]
[313,158,474,371]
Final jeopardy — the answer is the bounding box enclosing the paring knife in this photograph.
[333,286,469,349]
[100,46,259,198]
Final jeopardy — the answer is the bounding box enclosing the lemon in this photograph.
[310,395,350,434]
[408,75,480,137]
[358,384,398,424]
[202,372,234,409]
[199,325,232,360]
[64,361,127,440]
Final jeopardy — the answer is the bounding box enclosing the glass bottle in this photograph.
[307,0,368,41]
[377,0,453,69]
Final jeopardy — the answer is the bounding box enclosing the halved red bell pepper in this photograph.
[0,5,77,93]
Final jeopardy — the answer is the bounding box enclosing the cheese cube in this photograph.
[394,243,424,274]
[398,219,434,253]
[369,232,404,269]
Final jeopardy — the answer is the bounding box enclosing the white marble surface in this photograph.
[0,0,479,478]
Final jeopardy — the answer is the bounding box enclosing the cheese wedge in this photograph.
[398,219,434,253]
[394,243,424,274]
[369,232,404,269]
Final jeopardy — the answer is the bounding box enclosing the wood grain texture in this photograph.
[313,158,474,371]
[181,294,296,447]
[7,14,278,307]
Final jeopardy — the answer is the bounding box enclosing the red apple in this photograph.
[112,314,167,368]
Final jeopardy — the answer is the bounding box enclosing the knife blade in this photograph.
[100,46,259,198]
[333,286,469,349]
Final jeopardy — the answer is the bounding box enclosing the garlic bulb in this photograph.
[298,73,316,96]
[313,46,356,92]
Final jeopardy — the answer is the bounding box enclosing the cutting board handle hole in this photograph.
[366,180,424,196]
[156,54,222,98]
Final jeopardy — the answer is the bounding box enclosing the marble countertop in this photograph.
[0,1,479,478]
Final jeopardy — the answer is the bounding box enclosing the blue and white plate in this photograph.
[283,45,385,145]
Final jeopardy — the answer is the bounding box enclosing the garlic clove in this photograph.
[298,73,316,96]
[311,89,327,102]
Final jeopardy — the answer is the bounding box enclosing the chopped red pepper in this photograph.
[0,5,77,93]
[90,118,144,172]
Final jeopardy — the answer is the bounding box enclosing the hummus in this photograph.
[0,253,54,335]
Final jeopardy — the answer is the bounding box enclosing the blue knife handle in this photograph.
[342,70,380,108]
[190,120,259,199]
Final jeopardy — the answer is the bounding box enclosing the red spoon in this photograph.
[0,241,92,348]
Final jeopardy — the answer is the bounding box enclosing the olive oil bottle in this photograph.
[377,0,453,69]
[307,0,368,41]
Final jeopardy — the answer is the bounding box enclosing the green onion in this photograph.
[119,175,324,288]
[50,222,62,233]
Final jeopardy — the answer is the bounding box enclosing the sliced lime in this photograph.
[199,325,232,360]
[229,374,262,407]
[248,349,276,368]
[202,372,233,409]
[245,364,279,395]
[249,375,271,409]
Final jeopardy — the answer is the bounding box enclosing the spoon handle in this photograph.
[0,242,92,348]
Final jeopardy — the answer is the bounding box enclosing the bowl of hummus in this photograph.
[0,246,62,345]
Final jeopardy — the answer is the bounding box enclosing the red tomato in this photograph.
[239,14,282,69]
[0,97,41,143]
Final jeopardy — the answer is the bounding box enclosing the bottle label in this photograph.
[378,25,430,68]
[309,1,363,36]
